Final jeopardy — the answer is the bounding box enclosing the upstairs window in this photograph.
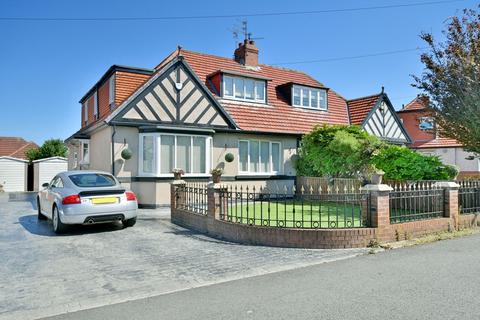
[223,75,266,103]
[83,101,88,124]
[292,85,327,110]
[419,117,434,131]
[93,91,98,119]
[109,74,115,108]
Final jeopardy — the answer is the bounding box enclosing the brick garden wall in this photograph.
[171,182,474,249]
[172,208,378,249]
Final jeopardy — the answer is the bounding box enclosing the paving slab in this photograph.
[0,193,368,320]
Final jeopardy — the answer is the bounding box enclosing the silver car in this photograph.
[37,171,138,233]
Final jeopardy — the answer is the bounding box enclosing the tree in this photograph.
[26,139,68,162]
[295,125,383,178]
[413,7,480,155]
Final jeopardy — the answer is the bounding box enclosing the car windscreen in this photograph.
[68,173,117,188]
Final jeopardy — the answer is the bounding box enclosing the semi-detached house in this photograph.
[65,40,410,207]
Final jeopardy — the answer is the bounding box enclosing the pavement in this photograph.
[0,192,368,320]
[42,231,480,320]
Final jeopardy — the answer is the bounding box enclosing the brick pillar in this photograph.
[170,180,186,212]
[207,182,228,220]
[361,184,393,240]
[434,181,460,230]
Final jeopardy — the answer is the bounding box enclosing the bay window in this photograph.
[142,135,155,174]
[292,85,327,110]
[223,75,266,103]
[139,133,211,176]
[238,140,281,174]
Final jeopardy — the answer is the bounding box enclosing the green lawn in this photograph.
[223,200,365,228]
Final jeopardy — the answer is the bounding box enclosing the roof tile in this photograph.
[346,94,381,125]
[0,137,38,159]
[177,49,350,133]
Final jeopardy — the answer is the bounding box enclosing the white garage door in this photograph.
[0,157,27,192]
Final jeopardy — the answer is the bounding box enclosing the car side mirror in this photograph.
[42,183,49,188]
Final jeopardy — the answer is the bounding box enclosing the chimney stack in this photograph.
[234,39,259,66]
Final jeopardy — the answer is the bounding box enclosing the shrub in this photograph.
[296,125,457,181]
[371,145,456,181]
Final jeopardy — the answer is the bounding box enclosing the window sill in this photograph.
[219,98,271,108]
[292,105,328,112]
[137,174,211,178]
[236,173,280,178]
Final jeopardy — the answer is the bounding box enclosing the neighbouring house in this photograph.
[397,95,480,177]
[65,40,411,207]
[0,137,38,192]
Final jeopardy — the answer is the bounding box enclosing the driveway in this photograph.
[0,193,368,320]
[43,232,480,320]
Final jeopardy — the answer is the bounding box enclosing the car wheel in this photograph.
[122,217,136,228]
[37,197,47,220]
[52,205,67,234]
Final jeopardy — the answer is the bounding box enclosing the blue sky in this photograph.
[0,0,476,145]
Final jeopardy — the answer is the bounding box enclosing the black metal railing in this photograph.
[176,183,208,215]
[389,186,444,224]
[296,177,363,195]
[219,186,370,229]
[458,180,480,214]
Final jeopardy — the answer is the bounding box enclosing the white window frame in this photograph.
[238,139,282,175]
[93,91,98,119]
[109,74,115,107]
[138,133,212,177]
[73,152,78,168]
[222,75,266,104]
[139,135,156,176]
[83,101,88,124]
[80,140,90,164]
[291,85,327,110]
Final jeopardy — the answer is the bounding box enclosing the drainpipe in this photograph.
[111,124,116,175]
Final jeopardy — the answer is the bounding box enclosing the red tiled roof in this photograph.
[0,137,38,159]
[163,49,350,134]
[399,95,429,112]
[346,94,381,125]
[411,138,462,149]
[74,48,392,136]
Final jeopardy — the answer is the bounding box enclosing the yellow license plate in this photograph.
[91,197,118,205]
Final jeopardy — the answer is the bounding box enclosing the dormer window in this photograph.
[292,85,327,110]
[109,74,115,108]
[93,91,98,120]
[83,101,88,125]
[222,75,266,103]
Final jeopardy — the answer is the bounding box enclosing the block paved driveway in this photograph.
[0,193,368,320]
